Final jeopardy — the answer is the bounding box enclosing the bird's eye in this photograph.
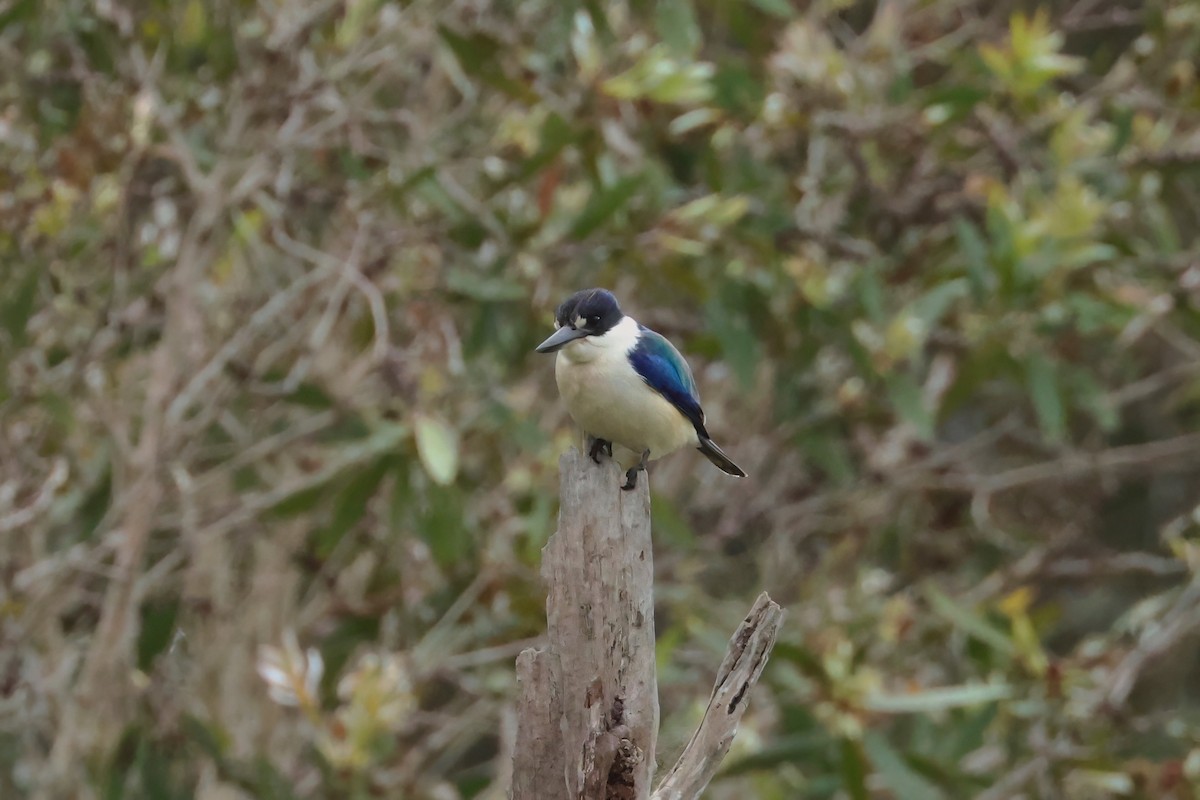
[587,314,601,325]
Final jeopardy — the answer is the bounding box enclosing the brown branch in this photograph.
[1060,5,1143,32]
[974,106,1024,178]
[1105,579,1200,710]
[980,431,1200,494]
[914,431,1200,499]
[651,593,783,800]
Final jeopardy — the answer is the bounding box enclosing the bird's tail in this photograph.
[697,437,747,478]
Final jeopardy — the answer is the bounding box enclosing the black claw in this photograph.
[588,436,613,464]
[620,449,651,491]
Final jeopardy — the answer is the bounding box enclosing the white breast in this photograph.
[554,317,699,470]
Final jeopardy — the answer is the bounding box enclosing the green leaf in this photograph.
[568,174,643,240]
[421,484,469,567]
[840,738,869,800]
[1069,368,1119,432]
[0,0,37,28]
[181,715,228,765]
[76,461,113,541]
[508,113,576,185]
[448,218,488,248]
[178,0,208,47]
[864,682,1012,713]
[252,756,302,800]
[772,641,826,679]
[445,269,525,301]
[137,739,176,800]
[601,46,714,104]
[1,267,39,347]
[266,485,326,519]
[953,217,991,302]
[705,295,759,389]
[864,732,945,800]
[799,430,855,485]
[1109,107,1135,155]
[925,585,1015,655]
[885,372,934,440]
[885,279,969,363]
[1025,352,1065,442]
[103,727,139,800]
[137,599,180,671]
[947,704,999,760]
[669,107,722,136]
[411,172,469,223]
[437,25,537,102]
[925,86,987,123]
[747,0,795,18]
[651,496,696,547]
[656,0,702,56]
[985,203,1018,295]
[644,66,714,104]
[283,381,334,409]
[909,279,969,329]
[335,148,371,181]
[266,424,407,518]
[721,732,830,776]
[320,616,382,693]
[315,457,392,557]
[711,62,764,115]
[415,414,460,486]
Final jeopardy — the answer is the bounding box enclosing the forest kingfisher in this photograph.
[535,288,747,490]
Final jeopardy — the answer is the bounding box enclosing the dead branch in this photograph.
[651,593,783,800]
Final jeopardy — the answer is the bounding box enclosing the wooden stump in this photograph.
[512,449,782,800]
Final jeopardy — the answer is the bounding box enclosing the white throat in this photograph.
[558,315,639,364]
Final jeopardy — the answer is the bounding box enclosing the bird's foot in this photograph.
[620,449,650,491]
[588,436,613,464]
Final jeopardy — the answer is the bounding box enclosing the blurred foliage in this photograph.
[2,0,1200,798]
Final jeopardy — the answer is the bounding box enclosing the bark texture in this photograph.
[514,450,658,799]
[512,449,782,800]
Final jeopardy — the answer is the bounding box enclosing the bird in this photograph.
[535,288,746,491]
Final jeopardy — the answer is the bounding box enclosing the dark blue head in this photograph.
[535,289,625,353]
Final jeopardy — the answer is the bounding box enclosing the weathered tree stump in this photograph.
[512,450,783,800]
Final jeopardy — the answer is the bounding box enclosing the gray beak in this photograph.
[535,326,588,353]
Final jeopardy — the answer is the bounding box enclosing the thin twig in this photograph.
[974,755,1048,800]
[165,260,335,425]
[0,458,68,533]
[1105,579,1200,709]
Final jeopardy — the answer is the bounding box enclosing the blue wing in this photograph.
[628,326,707,434]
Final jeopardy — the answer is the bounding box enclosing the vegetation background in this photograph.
[3,0,1200,797]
